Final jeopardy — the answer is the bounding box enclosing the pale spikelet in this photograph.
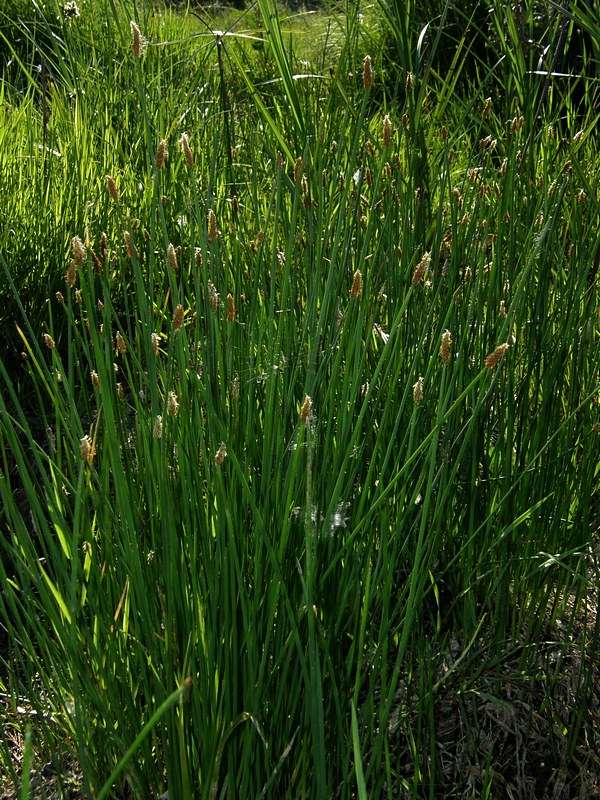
[172,303,184,331]
[155,139,168,171]
[99,232,108,258]
[208,281,219,313]
[72,235,86,265]
[97,299,104,312]
[232,374,239,400]
[350,268,363,298]
[300,394,312,423]
[226,293,236,322]
[79,435,93,464]
[195,248,203,269]
[75,289,82,305]
[117,382,125,400]
[167,391,179,416]
[208,209,219,242]
[179,132,195,169]
[116,331,127,354]
[484,342,509,369]
[43,333,55,349]
[91,370,100,389]
[405,71,413,93]
[482,96,492,118]
[293,156,303,185]
[412,251,431,286]
[167,242,178,271]
[105,174,119,202]
[440,329,452,363]
[573,129,584,145]
[153,415,163,439]
[131,21,145,58]
[577,189,586,204]
[363,55,372,90]
[56,291,64,304]
[498,300,507,319]
[413,376,424,405]
[151,332,160,356]
[215,442,227,468]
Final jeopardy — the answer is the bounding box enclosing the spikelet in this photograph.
[179,132,195,169]
[56,292,64,304]
[413,376,424,405]
[105,175,119,203]
[153,415,163,439]
[208,209,219,242]
[215,442,227,468]
[167,391,179,416]
[151,332,160,356]
[72,236,86,265]
[440,329,452,363]
[484,343,509,369]
[172,304,184,331]
[412,251,431,285]
[156,139,168,171]
[363,56,372,90]
[131,21,145,58]
[383,114,392,148]
[116,331,127,354]
[167,242,178,271]
[91,370,100,388]
[300,395,312,423]
[226,293,236,322]
[208,282,219,313]
[350,269,363,298]
[43,333,56,349]
[79,435,93,464]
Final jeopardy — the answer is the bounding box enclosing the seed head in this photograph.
[56,291,64,304]
[131,21,145,58]
[43,333,56,349]
[300,394,312,423]
[99,232,108,258]
[179,132,195,169]
[412,251,431,286]
[105,174,119,203]
[153,415,163,439]
[208,281,219,313]
[413,376,424,405]
[293,156,303,185]
[167,242,178,271]
[151,332,160,356]
[208,209,219,242]
[350,268,363,298]
[363,55,372,90]
[484,342,509,369]
[215,442,227,468]
[79,435,93,463]
[226,293,236,322]
[440,329,452,363]
[91,370,100,388]
[172,303,184,331]
[116,331,127,354]
[167,391,179,416]
[72,236,86,266]
[155,139,168,171]
[117,383,124,400]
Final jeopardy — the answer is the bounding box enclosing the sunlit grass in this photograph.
[0,0,598,797]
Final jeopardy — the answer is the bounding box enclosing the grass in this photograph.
[0,0,599,797]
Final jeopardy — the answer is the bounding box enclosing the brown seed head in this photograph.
[293,156,303,185]
[226,293,236,322]
[440,329,452,363]
[156,139,168,171]
[91,370,100,388]
[56,291,64,304]
[484,342,509,369]
[167,242,178,271]
[72,236,86,266]
[105,174,119,203]
[300,394,312,423]
[151,332,160,356]
[179,132,195,169]
[363,55,372,90]
[412,251,431,286]
[208,209,219,242]
[116,331,127,354]
[215,442,227,468]
[79,435,93,464]
[167,391,179,416]
[172,303,184,331]
[99,232,108,258]
[413,376,424,405]
[153,415,163,439]
[351,269,363,298]
[208,281,219,313]
[131,21,145,58]
[43,333,56,349]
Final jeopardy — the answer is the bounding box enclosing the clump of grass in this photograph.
[0,0,599,797]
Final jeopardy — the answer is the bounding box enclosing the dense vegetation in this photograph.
[0,0,598,797]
